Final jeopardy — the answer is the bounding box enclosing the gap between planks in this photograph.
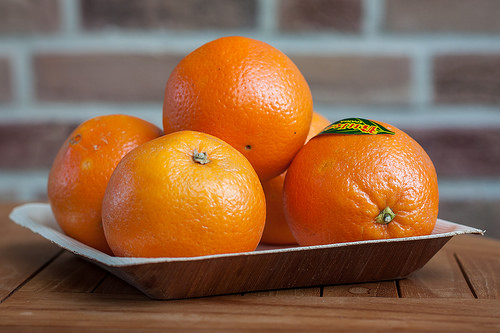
[455,253,479,299]
[0,249,64,304]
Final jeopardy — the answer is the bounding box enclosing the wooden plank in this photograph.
[445,235,500,257]
[398,244,475,298]
[399,235,499,299]
[1,292,499,332]
[93,274,143,295]
[0,203,61,302]
[19,251,107,293]
[323,281,398,297]
[446,235,499,298]
[245,286,320,297]
[455,252,499,299]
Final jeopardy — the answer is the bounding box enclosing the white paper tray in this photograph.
[10,203,484,299]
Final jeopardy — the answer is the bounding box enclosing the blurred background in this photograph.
[0,0,498,238]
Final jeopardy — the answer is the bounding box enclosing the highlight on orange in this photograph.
[102,130,266,258]
[47,115,163,254]
[162,36,313,181]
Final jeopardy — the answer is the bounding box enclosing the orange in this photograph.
[47,115,163,254]
[162,36,313,181]
[283,119,439,246]
[260,112,330,245]
[102,130,266,258]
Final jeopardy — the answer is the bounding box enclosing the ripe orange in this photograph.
[283,119,439,246]
[260,112,330,245]
[162,36,313,181]
[102,130,266,258]
[47,115,163,254]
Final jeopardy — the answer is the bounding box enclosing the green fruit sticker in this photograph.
[318,118,395,136]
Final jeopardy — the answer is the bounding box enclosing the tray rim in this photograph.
[9,202,485,267]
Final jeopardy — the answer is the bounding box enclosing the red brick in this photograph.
[0,57,12,102]
[404,127,500,178]
[34,53,183,102]
[290,55,410,105]
[80,0,257,30]
[434,54,500,105]
[0,0,60,34]
[0,122,77,169]
[439,199,500,239]
[279,0,361,32]
[385,0,500,33]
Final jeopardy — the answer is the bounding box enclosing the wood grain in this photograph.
[245,286,320,297]
[446,234,499,255]
[456,252,499,299]
[1,292,499,332]
[19,251,106,293]
[93,274,143,295]
[442,235,499,298]
[398,247,475,298]
[1,203,499,332]
[323,281,398,297]
[0,204,61,302]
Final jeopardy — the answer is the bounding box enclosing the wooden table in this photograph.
[0,203,498,332]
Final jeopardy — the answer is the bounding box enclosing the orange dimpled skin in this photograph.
[283,120,439,246]
[261,112,331,245]
[47,115,163,254]
[102,130,266,258]
[163,36,313,181]
[261,172,292,245]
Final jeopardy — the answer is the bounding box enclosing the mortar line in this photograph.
[2,35,500,54]
[362,0,384,37]
[10,46,34,110]
[257,0,279,34]
[412,48,433,108]
[60,0,81,36]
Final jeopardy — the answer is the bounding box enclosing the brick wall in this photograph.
[0,0,499,238]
